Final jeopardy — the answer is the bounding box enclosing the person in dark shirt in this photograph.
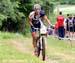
[73,15,75,37]
[65,14,74,37]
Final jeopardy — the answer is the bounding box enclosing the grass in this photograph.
[0,31,43,63]
[0,31,75,63]
[0,31,25,39]
[46,37,75,63]
[62,10,75,15]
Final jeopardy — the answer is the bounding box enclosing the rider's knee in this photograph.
[32,32,37,40]
[33,36,37,41]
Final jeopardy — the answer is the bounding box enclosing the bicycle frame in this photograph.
[36,27,46,61]
[36,28,46,49]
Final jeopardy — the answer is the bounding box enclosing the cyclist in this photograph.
[29,4,51,56]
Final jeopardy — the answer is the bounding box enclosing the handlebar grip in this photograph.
[50,25,54,29]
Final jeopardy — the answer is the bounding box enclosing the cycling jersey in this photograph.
[29,10,45,32]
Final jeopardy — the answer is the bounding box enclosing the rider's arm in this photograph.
[29,18,34,27]
[29,12,34,27]
[40,10,51,26]
[43,15,51,26]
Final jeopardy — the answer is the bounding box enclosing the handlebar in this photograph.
[32,25,54,31]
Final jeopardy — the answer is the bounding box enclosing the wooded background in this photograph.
[0,0,75,35]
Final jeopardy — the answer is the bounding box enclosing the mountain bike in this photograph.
[35,26,47,61]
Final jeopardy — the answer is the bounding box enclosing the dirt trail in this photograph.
[10,38,75,63]
[10,38,59,63]
[11,38,33,55]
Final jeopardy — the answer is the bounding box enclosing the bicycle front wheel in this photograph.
[36,37,41,57]
[42,36,45,61]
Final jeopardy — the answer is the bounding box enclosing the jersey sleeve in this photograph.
[40,10,45,17]
[29,11,34,19]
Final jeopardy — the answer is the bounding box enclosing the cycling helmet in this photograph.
[34,4,41,13]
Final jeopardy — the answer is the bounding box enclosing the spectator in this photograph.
[57,12,65,38]
[65,14,74,37]
[73,15,75,37]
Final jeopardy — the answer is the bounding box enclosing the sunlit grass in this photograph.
[0,32,43,63]
[46,37,75,63]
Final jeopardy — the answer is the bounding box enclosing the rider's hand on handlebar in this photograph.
[48,24,54,30]
[31,26,39,30]
[50,25,54,29]
[34,28,39,30]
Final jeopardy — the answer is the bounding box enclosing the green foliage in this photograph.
[55,0,75,5]
[0,0,26,33]
[0,0,56,34]
[19,0,33,16]
[44,1,55,16]
[0,14,7,27]
[0,0,75,35]
[0,0,24,20]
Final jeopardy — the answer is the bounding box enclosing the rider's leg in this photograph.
[31,26,38,56]
[31,32,38,56]
[31,32,37,48]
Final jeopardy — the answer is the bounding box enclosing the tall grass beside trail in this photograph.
[0,31,32,39]
[0,31,44,63]
[0,31,24,39]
